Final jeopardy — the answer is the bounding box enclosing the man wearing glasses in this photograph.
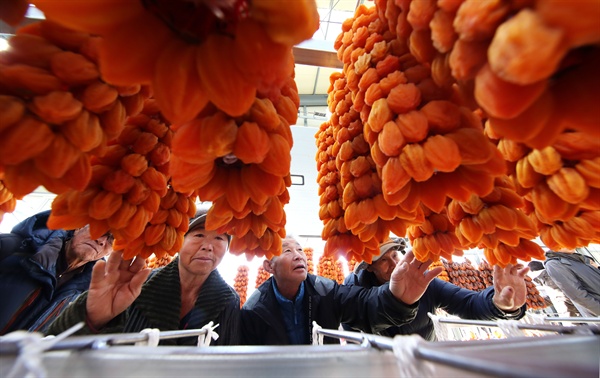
[343,238,529,341]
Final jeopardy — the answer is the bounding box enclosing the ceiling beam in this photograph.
[293,39,343,69]
[299,94,328,107]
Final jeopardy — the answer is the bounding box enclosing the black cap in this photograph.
[186,209,231,244]
[187,213,207,235]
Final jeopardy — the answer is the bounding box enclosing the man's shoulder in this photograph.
[310,274,337,293]
[0,233,27,252]
[242,279,273,311]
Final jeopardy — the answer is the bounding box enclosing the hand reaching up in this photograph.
[389,249,443,305]
[492,263,529,312]
[86,251,151,330]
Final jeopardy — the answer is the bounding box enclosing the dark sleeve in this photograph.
[432,279,525,320]
[240,307,264,345]
[545,260,600,315]
[45,292,128,336]
[333,282,419,334]
[0,234,25,263]
[213,296,241,345]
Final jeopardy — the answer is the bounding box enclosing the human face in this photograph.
[178,227,228,276]
[69,225,113,263]
[367,249,400,285]
[268,237,307,285]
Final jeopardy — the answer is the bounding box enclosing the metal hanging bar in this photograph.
[314,328,394,350]
[435,317,600,334]
[53,328,211,350]
[315,327,599,378]
[0,326,211,354]
[544,317,600,323]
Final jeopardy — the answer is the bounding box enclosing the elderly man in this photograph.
[0,210,114,335]
[46,210,240,345]
[240,235,442,345]
[343,239,529,341]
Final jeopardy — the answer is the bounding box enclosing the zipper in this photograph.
[31,298,70,332]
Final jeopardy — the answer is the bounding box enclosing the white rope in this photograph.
[392,335,435,378]
[197,321,219,347]
[136,328,160,347]
[4,322,83,378]
[427,312,450,341]
[525,312,546,325]
[337,324,347,345]
[496,319,523,338]
[311,321,324,346]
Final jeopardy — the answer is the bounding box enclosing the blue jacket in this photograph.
[241,274,418,345]
[0,211,98,334]
[343,270,525,341]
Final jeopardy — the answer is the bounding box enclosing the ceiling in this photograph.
[296,0,369,127]
[0,1,370,236]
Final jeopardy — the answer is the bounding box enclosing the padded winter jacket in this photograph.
[343,270,526,341]
[240,274,418,345]
[47,259,241,346]
[0,211,97,335]
[544,251,600,317]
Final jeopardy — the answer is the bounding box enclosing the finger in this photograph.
[518,265,530,277]
[424,266,443,282]
[129,255,147,272]
[129,268,152,296]
[90,260,107,282]
[409,258,421,268]
[509,264,519,276]
[493,264,503,280]
[119,253,135,270]
[419,259,434,272]
[392,261,409,279]
[106,250,123,272]
[403,249,415,263]
[496,286,515,307]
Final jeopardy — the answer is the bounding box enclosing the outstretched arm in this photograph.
[86,251,151,329]
[389,249,443,305]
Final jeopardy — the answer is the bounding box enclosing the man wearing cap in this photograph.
[46,209,241,345]
[240,235,441,345]
[343,239,529,341]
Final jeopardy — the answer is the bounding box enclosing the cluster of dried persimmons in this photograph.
[1,0,598,268]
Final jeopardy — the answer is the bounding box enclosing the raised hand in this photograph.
[86,251,151,329]
[389,249,442,305]
[492,263,529,312]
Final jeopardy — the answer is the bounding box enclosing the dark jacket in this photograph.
[544,251,600,317]
[47,258,241,345]
[240,273,418,345]
[0,211,96,335]
[343,270,526,341]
